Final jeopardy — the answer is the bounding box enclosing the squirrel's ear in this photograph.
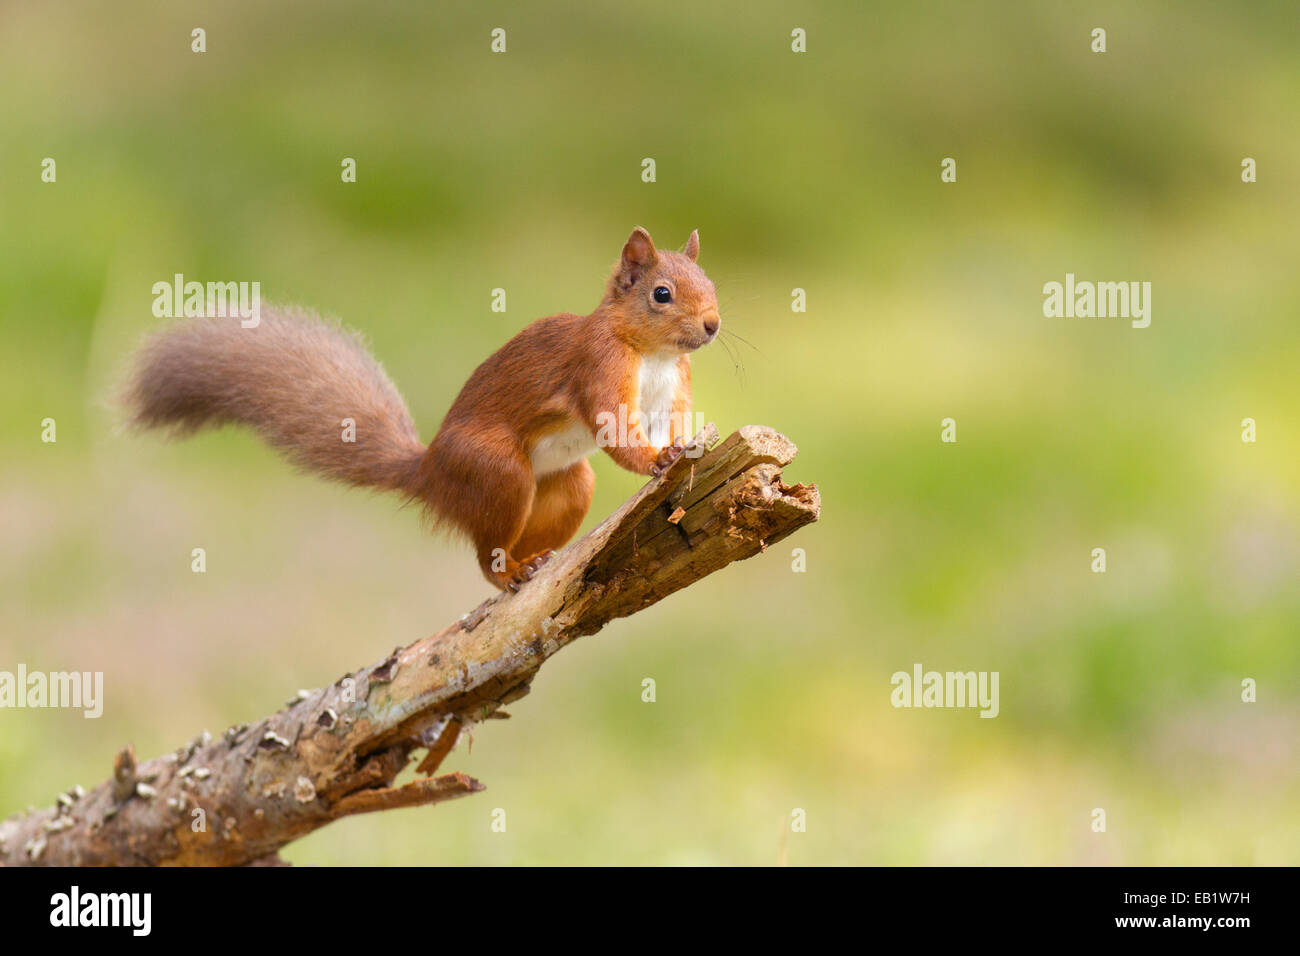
[616,227,658,292]
[684,229,700,262]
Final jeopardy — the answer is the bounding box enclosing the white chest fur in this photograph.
[638,353,681,449]
[530,419,599,477]
[528,354,682,477]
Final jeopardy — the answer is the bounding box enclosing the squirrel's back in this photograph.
[436,311,611,433]
[124,306,425,493]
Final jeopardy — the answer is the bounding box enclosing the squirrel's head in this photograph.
[604,227,720,354]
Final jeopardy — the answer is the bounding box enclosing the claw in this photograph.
[506,550,555,590]
[651,441,685,476]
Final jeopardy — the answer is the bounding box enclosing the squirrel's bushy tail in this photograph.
[124,306,426,494]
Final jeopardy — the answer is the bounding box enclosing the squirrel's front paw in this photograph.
[650,440,685,477]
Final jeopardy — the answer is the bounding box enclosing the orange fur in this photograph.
[125,228,721,591]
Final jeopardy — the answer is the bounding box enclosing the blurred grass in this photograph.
[1,0,1297,864]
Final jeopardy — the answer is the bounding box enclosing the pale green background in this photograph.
[1,1,1297,864]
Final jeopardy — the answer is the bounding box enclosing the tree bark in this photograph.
[0,425,819,866]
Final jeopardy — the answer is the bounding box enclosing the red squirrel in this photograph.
[126,227,721,591]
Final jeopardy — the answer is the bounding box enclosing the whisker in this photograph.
[720,327,763,356]
[714,331,747,386]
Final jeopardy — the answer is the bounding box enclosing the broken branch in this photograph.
[0,425,819,866]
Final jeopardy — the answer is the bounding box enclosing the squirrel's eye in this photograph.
[653,286,672,304]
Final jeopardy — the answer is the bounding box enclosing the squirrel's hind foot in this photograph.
[500,549,556,592]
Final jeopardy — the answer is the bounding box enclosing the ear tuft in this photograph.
[616,227,658,292]
[684,229,700,262]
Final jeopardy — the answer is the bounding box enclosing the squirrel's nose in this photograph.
[703,318,719,337]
